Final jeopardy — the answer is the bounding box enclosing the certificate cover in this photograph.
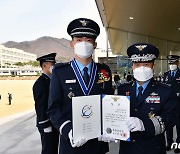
[72,94,130,144]
[72,95,101,143]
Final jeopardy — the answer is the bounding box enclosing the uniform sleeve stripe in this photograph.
[150,116,165,135]
[59,120,71,135]
[38,119,49,124]
[150,117,160,135]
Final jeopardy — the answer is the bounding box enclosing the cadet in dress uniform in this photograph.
[47,18,113,154]
[33,53,59,154]
[163,55,180,153]
[118,43,177,154]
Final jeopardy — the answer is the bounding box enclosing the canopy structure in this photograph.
[95,0,180,73]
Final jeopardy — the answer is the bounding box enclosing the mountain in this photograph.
[3,36,75,62]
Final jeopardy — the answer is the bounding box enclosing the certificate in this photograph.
[72,94,130,143]
[102,95,130,141]
[72,95,101,143]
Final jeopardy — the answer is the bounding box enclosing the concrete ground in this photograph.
[0,110,176,154]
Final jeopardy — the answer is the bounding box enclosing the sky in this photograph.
[0,0,106,49]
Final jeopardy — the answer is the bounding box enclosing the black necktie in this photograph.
[137,86,143,101]
[172,71,175,77]
[83,67,90,87]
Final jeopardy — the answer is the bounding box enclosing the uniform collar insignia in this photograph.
[80,20,89,26]
[135,45,147,51]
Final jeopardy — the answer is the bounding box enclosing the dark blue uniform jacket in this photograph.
[48,61,113,154]
[33,73,52,129]
[118,79,177,154]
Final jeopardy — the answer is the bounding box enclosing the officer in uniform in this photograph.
[47,18,113,154]
[33,53,59,154]
[163,55,180,153]
[117,43,177,154]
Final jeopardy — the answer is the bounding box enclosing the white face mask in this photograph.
[169,64,177,71]
[74,41,94,59]
[133,66,153,82]
[49,66,54,74]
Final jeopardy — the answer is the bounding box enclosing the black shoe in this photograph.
[166,143,172,151]
[174,148,180,153]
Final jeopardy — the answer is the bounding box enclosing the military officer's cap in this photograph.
[36,53,56,63]
[67,18,100,39]
[127,43,159,62]
[167,55,179,64]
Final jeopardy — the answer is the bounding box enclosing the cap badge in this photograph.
[135,45,147,51]
[80,20,89,26]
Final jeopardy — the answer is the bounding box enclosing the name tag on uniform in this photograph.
[66,79,76,84]
[145,92,160,103]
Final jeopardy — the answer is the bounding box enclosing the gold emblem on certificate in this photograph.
[111,96,120,102]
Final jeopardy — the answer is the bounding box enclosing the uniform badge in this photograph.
[150,92,158,96]
[135,45,147,51]
[68,92,75,99]
[97,69,110,83]
[80,20,89,26]
[148,111,155,118]
[145,93,160,103]
[65,79,76,84]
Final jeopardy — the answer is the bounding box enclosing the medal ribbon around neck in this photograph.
[71,58,97,96]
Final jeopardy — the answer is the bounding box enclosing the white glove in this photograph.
[68,129,87,148]
[98,133,116,142]
[126,117,145,132]
[43,126,52,133]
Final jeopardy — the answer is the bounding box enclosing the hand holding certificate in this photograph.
[72,94,130,144]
